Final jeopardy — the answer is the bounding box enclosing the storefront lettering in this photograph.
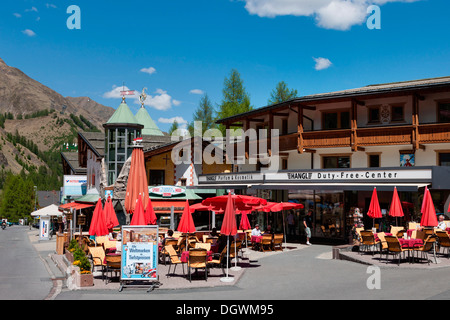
[288,172,313,180]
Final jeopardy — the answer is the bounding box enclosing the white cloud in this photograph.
[46,3,57,9]
[242,0,420,30]
[103,85,138,99]
[313,57,332,70]
[189,89,204,95]
[140,67,156,75]
[25,7,38,12]
[158,117,188,124]
[22,29,36,37]
[13,13,22,18]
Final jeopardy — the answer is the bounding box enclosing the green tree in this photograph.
[188,93,216,136]
[168,120,179,136]
[268,81,298,105]
[216,69,252,134]
[0,173,36,221]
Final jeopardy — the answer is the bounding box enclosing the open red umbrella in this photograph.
[389,187,404,226]
[130,194,146,226]
[202,194,267,211]
[177,200,196,233]
[89,198,108,237]
[125,145,149,214]
[367,187,382,231]
[145,198,157,225]
[421,188,438,227]
[104,196,119,231]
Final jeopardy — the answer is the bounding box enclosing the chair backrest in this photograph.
[195,242,211,251]
[165,239,178,246]
[422,237,437,252]
[360,231,375,243]
[435,231,450,246]
[189,248,207,268]
[261,234,273,244]
[408,222,420,230]
[95,236,108,245]
[105,255,121,265]
[205,237,218,244]
[377,232,388,249]
[273,234,283,244]
[396,230,406,238]
[415,230,426,240]
[165,245,181,263]
[103,239,117,250]
[355,227,364,238]
[390,226,404,237]
[88,246,105,266]
[385,236,402,252]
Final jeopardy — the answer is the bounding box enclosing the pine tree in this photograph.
[268,81,298,105]
[188,93,216,136]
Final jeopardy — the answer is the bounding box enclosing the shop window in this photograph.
[322,110,350,130]
[438,152,450,166]
[322,155,350,169]
[438,102,450,123]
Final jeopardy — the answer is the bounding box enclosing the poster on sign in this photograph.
[121,226,159,282]
[39,216,50,241]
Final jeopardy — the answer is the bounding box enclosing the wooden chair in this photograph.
[260,234,273,252]
[415,230,426,241]
[384,236,408,265]
[165,245,185,278]
[188,248,208,282]
[320,225,330,237]
[396,230,407,239]
[207,246,227,276]
[95,236,108,246]
[88,246,106,279]
[103,239,117,253]
[195,242,211,251]
[104,255,121,284]
[389,226,404,237]
[160,239,178,265]
[413,236,437,265]
[376,232,388,260]
[272,234,284,251]
[359,231,380,255]
[435,231,450,258]
[205,236,218,245]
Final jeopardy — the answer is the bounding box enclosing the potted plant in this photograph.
[70,242,94,287]
[65,239,78,263]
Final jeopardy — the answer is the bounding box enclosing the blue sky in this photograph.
[1,0,449,133]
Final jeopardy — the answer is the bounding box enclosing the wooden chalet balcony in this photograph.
[231,123,450,156]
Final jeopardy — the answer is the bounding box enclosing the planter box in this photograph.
[77,272,94,287]
[67,265,94,289]
[65,251,74,264]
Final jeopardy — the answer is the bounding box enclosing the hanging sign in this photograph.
[149,185,185,197]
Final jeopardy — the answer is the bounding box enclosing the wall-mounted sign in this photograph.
[63,175,87,196]
[198,172,264,184]
[149,185,185,197]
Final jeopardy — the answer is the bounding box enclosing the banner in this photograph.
[121,226,159,281]
[39,216,50,241]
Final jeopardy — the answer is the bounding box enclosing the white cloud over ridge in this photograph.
[103,86,179,111]
[242,0,419,30]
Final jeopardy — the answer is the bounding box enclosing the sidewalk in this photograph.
[28,229,307,291]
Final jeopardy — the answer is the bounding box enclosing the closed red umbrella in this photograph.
[104,196,119,231]
[145,198,157,225]
[421,188,438,227]
[448,201,450,214]
[367,188,382,231]
[130,194,146,226]
[89,198,108,236]
[125,145,149,214]
[389,187,404,226]
[177,200,196,233]
[221,193,237,282]
[239,211,251,230]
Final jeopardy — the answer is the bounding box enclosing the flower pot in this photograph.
[65,251,74,264]
[77,272,94,287]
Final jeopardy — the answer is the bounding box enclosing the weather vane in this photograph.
[139,87,147,107]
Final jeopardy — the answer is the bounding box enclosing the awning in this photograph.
[58,202,95,211]
[31,204,62,217]
[151,200,186,213]
[253,183,429,192]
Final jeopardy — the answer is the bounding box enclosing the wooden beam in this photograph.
[268,112,273,157]
[249,119,265,122]
[351,99,358,152]
[297,105,304,154]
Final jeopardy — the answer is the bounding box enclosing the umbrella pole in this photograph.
[221,236,234,282]
[231,234,241,271]
[283,211,287,249]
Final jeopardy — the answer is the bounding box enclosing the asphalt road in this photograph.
[0,226,53,300]
[2,226,450,303]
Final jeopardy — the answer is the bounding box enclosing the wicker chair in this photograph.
[88,246,106,278]
[413,236,437,265]
[435,231,450,258]
[376,232,388,260]
[207,246,227,276]
[160,239,178,265]
[260,234,273,252]
[104,255,121,284]
[188,248,208,282]
[359,231,380,255]
[384,236,408,265]
[272,234,284,251]
[165,245,185,278]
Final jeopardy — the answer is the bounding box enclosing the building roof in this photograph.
[61,152,87,175]
[216,75,450,124]
[104,100,142,127]
[135,106,164,136]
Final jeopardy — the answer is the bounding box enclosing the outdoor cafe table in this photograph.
[398,238,423,263]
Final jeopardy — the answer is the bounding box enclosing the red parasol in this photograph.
[448,201,450,214]
[266,202,304,212]
[89,198,108,236]
[189,202,215,214]
[145,198,157,225]
[125,146,149,214]
[367,188,382,231]
[221,193,237,236]
[239,211,252,230]
[177,200,196,233]
[389,187,404,226]
[104,196,119,231]
[130,194,146,226]
[420,188,438,227]
[202,194,267,211]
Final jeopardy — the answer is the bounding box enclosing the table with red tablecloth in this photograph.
[251,235,262,243]
[181,250,213,263]
[374,233,392,242]
[398,238,423,248]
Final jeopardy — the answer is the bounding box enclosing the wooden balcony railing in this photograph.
[231,123,450,155]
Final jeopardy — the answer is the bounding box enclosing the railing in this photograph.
[230,123,449,153]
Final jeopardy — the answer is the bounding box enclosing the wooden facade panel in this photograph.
[303,130,351,148]
[419,123,450,144]
[357,126,412,146]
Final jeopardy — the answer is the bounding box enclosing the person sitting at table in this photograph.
[437,214,447,231]
[161,229,175,246]
[263,225,273,235]
[251,224,262,237]
[210,227,219,237]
